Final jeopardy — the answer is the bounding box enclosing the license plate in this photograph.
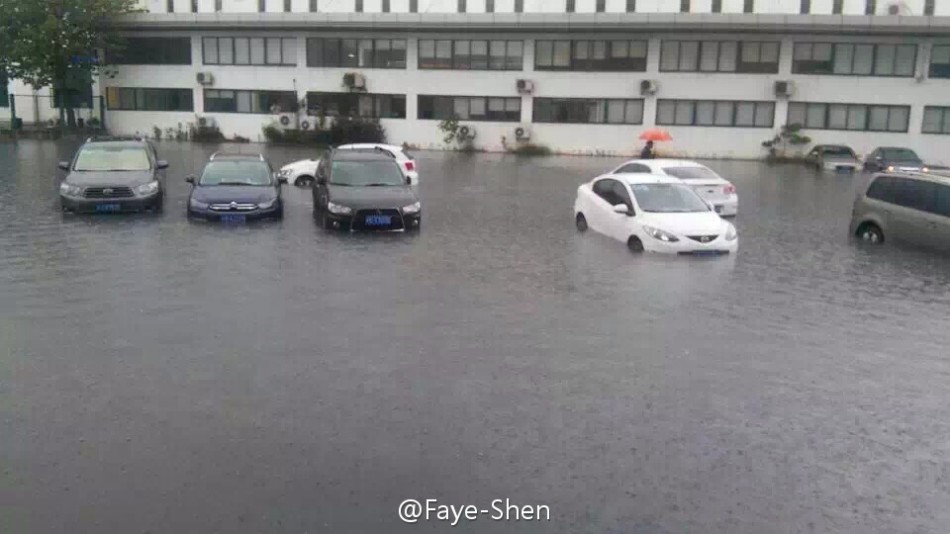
[220,214,246,223]
[365,215,392,226]
[95,204,121,212]
[835,167,852,173]
[692,250,723,256]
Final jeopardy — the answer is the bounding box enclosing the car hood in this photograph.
[329,185,418,209]
[822,155,860,164]
[882,159,924,167]
[640,211,730,236]
[281,159,319,173]
[191,185,278,204]
[65,170,154,186]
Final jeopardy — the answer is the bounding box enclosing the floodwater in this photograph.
[1,140,949,534]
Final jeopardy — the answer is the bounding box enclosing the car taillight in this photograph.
[723,184,736,195]
[404,161,415,172]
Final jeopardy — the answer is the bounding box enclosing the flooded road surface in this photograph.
[2,140,949,534]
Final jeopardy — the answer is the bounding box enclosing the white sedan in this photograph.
[278,143,419,186]
[609,159,738,216]
[574,173,738,255]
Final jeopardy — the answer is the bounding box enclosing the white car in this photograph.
[574,173,738,255]
[609,159,738,216]
[278,143,419,186]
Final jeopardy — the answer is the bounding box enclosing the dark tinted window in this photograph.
[890,178,936,212]
[593,179,624,205]
[616,163,651,173]
[200,161,272,186]
[866,176,896,202]
[935,184,950,217]
[612,181,633,209]
[882,148,920,161]
[108,37,192,65]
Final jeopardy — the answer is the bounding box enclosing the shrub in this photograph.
[231,135,251,143]
[190,123,225,143]
[152,126,162,140]
[262,117,385,146]
[509,143,552,157]
[762,123,811,163]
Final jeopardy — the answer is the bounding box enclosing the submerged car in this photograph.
[805,145,861,172]
[863,147,928,173]
[609,159,738,216]
[849,171,950,250]
[186,153,285,222]
[279,143,418,186]
[311,148,421,231]
[58,137,166,213]
[574,173,738,255]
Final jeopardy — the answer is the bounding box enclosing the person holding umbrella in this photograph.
[639,128,673,159]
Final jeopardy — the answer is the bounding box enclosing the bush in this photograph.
[190,124,225,143]
[262,117,385,146]
[509,143,552,157]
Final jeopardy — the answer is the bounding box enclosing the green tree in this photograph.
[0,0,139,127]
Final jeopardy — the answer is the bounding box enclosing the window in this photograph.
[922,106,950,134]
[712,0,721,13]
[383,0,390,11]
[204,37,297,65]
[800,0,810,13]
[410,0,417,12]
[533,98,644,124]
[593,179,631,207]
[891,178,936,212]
[681,0,690,12]
[419,40,522,70]
[787,102,909,132]
[307,38,406,68]
[567,0,575,12]
[931,45,950,78]
[793,42,916,76]
[106,87,194,111]
[167,0,173,12]
[832,0,842,13]
[418,95,521,122]
[656,99,774,127]
[627,0,636,11]
[284,0,291,11]
[744,0,754,13]
[925,0,935,15]
[936,184,950,217]
[306,92,406,118]
[458,0,466,12]
[356,0,363,12]
[486,0,494,12]
[535,40,647,71]
[660,41,776,73]
[191,0,198,12]
[597,0,606,12]
[203,89,297,113]
[515,0,523,13]
[310,0,317,11]
[108,37,192,65]
[258,0,265,12]
[216,0,222,11]
[866,0,876,14]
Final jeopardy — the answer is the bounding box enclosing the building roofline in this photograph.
[114,13,950,36]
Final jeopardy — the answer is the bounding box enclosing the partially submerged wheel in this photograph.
[575,213,588,232]
[295,175,315,187]
[627,236,644,253]
[857,223,884,244]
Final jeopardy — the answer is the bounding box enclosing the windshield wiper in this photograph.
[363,183,397,187]
[217,181,256,186]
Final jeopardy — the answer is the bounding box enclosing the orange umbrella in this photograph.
[639,128,673,142]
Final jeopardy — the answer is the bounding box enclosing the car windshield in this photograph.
[73,145,151,171]
[662,166,720,180]
[199,160,272,186]
[822,147,856,157]
[630,183,710,213]
[330,161,405,187]
[882,148,920,160]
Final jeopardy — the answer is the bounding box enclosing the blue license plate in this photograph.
[220,214,246,223]
[365,215,392,226]
[95,204,121,212]
[692,250,724,256]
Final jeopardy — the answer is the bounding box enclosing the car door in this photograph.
[312,159,330,212]
[607,181,637,242]
[865,148,881,171]
[888,177,937,247]
[589,178,623,237]
[932,183,950,249]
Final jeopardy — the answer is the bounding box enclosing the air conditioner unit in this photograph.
[640,79,659,96]
[514,125,531,141]
[343,72,366,90]
[458,125,475,140]
[277,113,295,129]
[887,1,910,15]
[196,72,214,86]
[516,79,534,94]
[774,80,795,98]
[197,116,216,128]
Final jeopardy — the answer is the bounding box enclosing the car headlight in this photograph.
[725,223,737,242]
[277,168,292,178]
[327,201,352,215]
[922,167,929,173]
[135,181,160,196]
[402,201,421,214]
[642,225,679,243]
[59,182,83,197]
[188,197,209,209]
[886,165,895,172]
[257,198,277,210]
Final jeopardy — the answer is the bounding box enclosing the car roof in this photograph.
[815,144,853,150]
[600,173,683,185]
[330,149,397,162]
[616,158,706,168]
[875,171,950,185]
[82,140,149,149]
[875,146,915,151]
[209,153,266,162]
[338,143,405,154]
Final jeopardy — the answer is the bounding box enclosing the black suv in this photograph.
[58,137,167,213]
[186,153,285,222]
[312,148,421,231]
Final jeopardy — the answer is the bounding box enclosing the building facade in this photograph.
[4,0,950,161]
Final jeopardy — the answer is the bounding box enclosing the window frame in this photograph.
[532,98,645,125]
[108,37,193,65]
[106,87,194,112]
[306,38,407,69]
[535,39,648,72]
[787,101,910,133]
[792,42,918,77]
[656,99,776,128]
[922,106,950,135]
[305,92,407,119]
[930,45,950,78]
[659,40,778,74]
[418,39,522,71]
[202,89,298,114]
[202,36,297,66]
[417,95,521,122]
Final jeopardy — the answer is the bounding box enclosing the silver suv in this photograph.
[849,172,950,251]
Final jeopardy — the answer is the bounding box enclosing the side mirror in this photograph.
[58,161,70,171]
[277,176,288,185]
[612,203,633,216]
[316,175,327,186]
[156,160,169,169]
[185,175,196,184]
[405,176,412,185]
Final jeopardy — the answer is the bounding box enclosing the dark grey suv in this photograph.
[58,137,167,213]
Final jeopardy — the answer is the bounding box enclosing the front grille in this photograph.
[83,186,134,199]
[210,203,257,211]
[687,235,719,243]
[353,208,404,231]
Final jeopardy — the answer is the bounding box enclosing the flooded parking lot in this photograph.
[2,140,949,533]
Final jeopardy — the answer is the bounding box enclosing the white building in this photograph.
[4,0,950,161]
